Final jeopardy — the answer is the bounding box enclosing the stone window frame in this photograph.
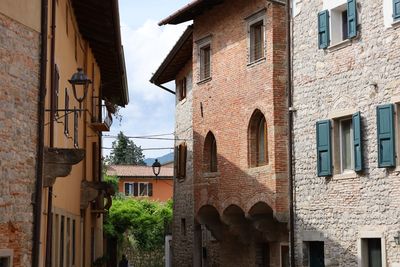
[203,131,218,174]
[300,231,325,267]
[321,0,361,50]
[328,108,358,178]
[389,96,400,168]
[383,0,400,28]
[0,249,13,267]
[196,35,212,83]
[248,109,269,168]
[357,230,387,267]
[246,9,267,65]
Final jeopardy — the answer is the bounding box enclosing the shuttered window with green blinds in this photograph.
[318,10,330,49]
[377,104,395,168]
[317,120,332,176]
[347,0,357,38]
[394,0,400,20]
[352,112,363,172]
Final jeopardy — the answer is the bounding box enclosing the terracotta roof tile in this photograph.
[106,165,173,178]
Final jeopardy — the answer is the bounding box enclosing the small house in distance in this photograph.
[107,164,173,202]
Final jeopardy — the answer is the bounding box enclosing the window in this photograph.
[66,4,69,35]
[124,182,153,197]
[308,241,324,267]
[0,250,13,267]
[318,0,357,48]
[178,78,187,101]
[53,64,60,118]
[200,45,211,80]
[247,10,266,63]
[250,20,264,62]
[338,118,353,173]
[361,238,383,267]
[377,104,395,167]
[73,108,78,148]
[176,143,187,179]
[394,0,400,20]
[383,0,400,27]
[64,89,69,136]
[249,110,268,167]
[203,132,217,172]
[74,34,77,61]
[181,218,186,236]
[316,111,363,176]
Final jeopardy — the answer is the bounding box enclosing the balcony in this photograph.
[91,97,113,132]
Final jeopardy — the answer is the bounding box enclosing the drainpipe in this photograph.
[32,0,48,266]
[286,0,295,266]
[45,0,57,266]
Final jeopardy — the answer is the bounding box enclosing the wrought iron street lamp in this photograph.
[152,159,161,178]
[69,68,92,103]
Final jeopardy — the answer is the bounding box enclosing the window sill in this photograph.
[197,77,212,85]
[327,39,352,52]
[247,57,266,67]
[331,171,358,180]
[391,19,400,28]
[179,97,187,105]
[203,171,220,178]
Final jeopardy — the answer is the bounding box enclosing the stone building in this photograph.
[152,0,289,265]
[292,0,400,266]
[0,0,128,266]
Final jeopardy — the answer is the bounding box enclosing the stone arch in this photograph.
[196,204,223,241]
[248,109,268,167]
[203,131,218,172]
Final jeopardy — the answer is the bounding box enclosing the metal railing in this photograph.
[91,97,113,130]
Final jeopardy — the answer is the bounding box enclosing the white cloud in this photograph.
[104,19,188,159]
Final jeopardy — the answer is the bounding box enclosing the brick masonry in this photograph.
[172,0,289,266]
[293,0,400,266]
[0,12,40,267]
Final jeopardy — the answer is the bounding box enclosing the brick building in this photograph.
[292,0,400,266]
[0,0,128,266]
[152,0,289,265]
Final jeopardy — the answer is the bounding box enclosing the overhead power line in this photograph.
[102,147,174,151]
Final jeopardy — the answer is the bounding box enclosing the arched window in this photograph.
[248,110,268,167]
[203,132,218,172]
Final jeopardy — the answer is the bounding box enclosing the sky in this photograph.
[103,0,191,160]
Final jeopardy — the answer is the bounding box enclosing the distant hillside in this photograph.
[144,152,174,166]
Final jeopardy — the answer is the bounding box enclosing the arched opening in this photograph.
[248,110,268,167]
[203,131,218,172]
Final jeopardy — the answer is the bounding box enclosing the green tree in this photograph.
[104,198,173,251]
[106,131,145,165]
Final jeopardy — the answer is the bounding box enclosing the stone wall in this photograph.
[173,59,195,267]
[293,0,400,266]
[0,12,40,267]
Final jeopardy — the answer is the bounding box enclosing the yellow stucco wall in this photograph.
[40,0,106,266]
[0,0,41,32]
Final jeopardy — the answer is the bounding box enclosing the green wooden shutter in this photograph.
[377,104,395,167]
[347,0,357,38]
[352,112,363,172]
[316,120,332,176]
[148,183,153,197]
[394,0,400,20]
[318,10,330,49]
